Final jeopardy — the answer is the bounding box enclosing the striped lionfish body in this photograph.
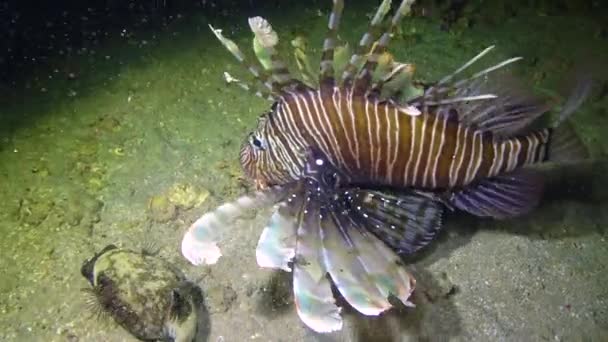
[182,0,591,334]
[243,86,553,192]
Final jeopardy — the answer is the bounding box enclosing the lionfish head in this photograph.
[239,103,297,189]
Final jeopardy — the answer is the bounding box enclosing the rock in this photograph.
[147,194,177,223]
[147,183,210,223]
[167,183,210,211]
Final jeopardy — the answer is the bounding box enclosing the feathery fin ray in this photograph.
[320,207,393,315]
[293,192,343,333]
[319,0,345,90]
[256,200,299,271]
[340,0,393,86]
[353,0,416,93]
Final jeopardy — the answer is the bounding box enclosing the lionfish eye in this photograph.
[250,134,265,150]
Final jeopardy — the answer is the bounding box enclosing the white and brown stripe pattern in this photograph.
[245,87,555,191]
[485,128,551,178]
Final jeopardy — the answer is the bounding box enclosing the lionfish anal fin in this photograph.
[449,168,544,219]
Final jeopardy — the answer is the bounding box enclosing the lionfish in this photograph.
[181,0,591,333]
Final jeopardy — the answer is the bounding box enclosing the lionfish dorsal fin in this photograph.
[209,24,281,99]
[413,47,523,109]
[405,46,554,137]
[353,0,416,95]
[318,0,345,92]
[249,17,305,92]
[428,72,550,137]
[222,71,274,101]
[459,74,551,137]
[340,0,393,88]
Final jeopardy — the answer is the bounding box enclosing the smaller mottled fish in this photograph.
[81,245,204,341]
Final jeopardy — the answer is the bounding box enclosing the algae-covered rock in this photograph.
[167,183,210,211]
[81,245,206,342]
[148,194,177,223]
[147,183,210,222]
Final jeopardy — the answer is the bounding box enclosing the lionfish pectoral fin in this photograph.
[181,185,292,266]
[547,122,589,164]
[293,196,343,333]
[256,201,298,271]
[348,189,444,256]
[319,208,392,316]
[449,169,544,219]
[330,209,416,308]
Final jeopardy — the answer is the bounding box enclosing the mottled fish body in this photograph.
[81,245,203,342]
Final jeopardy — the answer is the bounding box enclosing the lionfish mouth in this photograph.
[254,178,270,191]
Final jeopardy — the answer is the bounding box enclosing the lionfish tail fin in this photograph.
[547,123,589,164]
[546,73,593,163]
[554,70,594,126]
